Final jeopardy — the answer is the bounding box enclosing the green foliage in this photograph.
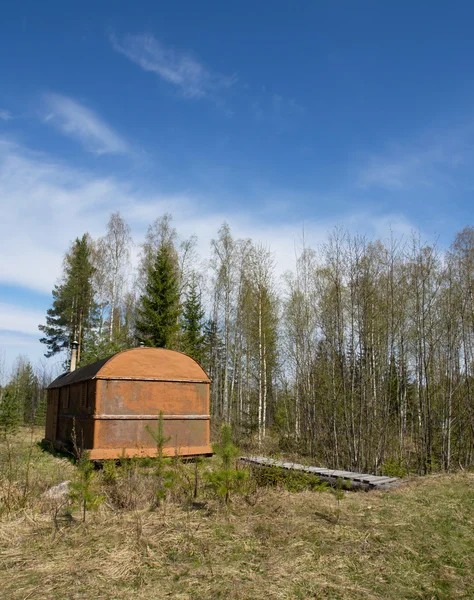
[273,399,290,435]
[381,458,408,478]
[102,452,143,509]
[251,465,328,492]
[0,386,22,436]
[181,274,206,363]
[39,234,98,366]
[2,358,45,427]
[202,318,224,381]
[69,451,105,522]
[146,412,175,507]
[80,295,137,365]
[11,360,37,424]
[136,242,181,348]
[102,458,119,485]
[206,425,247,505]
[79,336,124,366]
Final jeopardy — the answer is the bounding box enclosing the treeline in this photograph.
[30,213,474,473]
[0,357,49,430]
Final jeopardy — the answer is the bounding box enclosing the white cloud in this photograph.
[0,137,419,295]
[0,137,420,371]
[0,303,45,335]
[0,109,13,121]
[42,93,129,155]
[110,33,236,100]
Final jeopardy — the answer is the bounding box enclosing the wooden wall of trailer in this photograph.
[46,381,96,451]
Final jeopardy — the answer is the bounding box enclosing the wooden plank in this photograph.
[351,475,393,482]
[360,476,398,483]
[306,468,334,474]
[324,471,359,478]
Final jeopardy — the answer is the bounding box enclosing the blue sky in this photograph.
[1,1,474,373]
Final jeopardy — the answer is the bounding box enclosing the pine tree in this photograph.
[136,242,181,348]
[39,234,97,366]
[181,274,206,363]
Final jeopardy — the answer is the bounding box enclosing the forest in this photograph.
[3,212,474,476]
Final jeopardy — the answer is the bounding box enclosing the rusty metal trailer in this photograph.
[44,347,212,460]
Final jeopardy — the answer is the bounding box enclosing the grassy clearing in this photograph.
[1,430,474,600]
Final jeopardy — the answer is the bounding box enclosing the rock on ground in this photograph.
[43,481,71,501]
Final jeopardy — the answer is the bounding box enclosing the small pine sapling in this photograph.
[206,424,247,505]
[69,451,105,522]
[69,424,105,521]
[194,456,203,500]
[146,411,175,508]
[331,477,350,523]
[103,451,141,510]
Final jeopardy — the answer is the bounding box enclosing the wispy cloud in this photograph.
[42,93,129,155]
[0,109,13,121]
[359,156,426,189]
[0,137,418,297]
[357,123,474,191]
[251,93,305,132]
[110,33,236,100]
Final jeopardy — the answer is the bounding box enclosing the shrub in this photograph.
[381,458,408,478]
[250,465,328,492]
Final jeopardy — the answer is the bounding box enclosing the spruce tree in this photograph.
[9,358,42,424]
[136,242,181,348]
[0,385,22,436]
[39,234,97,366]
[181,274,206,363]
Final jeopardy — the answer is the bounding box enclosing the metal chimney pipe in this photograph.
[70,340,79,372]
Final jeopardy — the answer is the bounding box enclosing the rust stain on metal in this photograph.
[92,414,211,420]
[98,347,211,382]
[44,348,212,459]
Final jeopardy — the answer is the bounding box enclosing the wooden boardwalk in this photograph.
[240,456,402,491]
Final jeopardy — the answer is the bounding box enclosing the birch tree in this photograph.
[98,212,132,342]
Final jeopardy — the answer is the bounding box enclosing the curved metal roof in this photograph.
[48,348,210,389]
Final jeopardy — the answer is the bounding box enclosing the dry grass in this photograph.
[1,430,474,600]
